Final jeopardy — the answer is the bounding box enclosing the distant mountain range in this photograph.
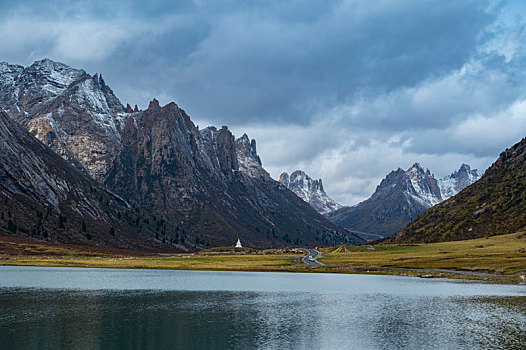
[279,170,342,214]
[0,59,363,249]
[396,138,526,243]
[327,163,481,241]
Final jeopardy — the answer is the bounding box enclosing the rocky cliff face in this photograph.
[328,163,478,241]
[0,110,170,251]
[0,59,126,180]
[397,139,526,243]
[279,170,342,214]
[105,101,363,248]
[405,163,443,207]
[235,134,266,179]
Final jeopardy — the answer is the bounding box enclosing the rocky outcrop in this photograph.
[279,170,342,214]
[235,134,266,179]
[0,110,172,251]
[0,59,126,180]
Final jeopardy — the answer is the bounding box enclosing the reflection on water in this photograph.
[0,266,524,350]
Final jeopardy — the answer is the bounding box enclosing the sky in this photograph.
[1,0,526,205]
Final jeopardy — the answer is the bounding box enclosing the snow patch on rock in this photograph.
[438,164,481,200]
[279,170,342,214]
[235,134,267,179]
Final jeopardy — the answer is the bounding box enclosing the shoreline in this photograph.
[1,257,524,285]
[1,234,525,285]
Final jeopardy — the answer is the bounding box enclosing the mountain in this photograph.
[0,59,126,181]
[279,170,342,214]
[438,164,481,199]
[0,110,172,251]
[104,101,364,248]
[0,59,359,249]
[328,163,479,241]
[0,58,365,249]
[396,138,526,243]
[327,163,440,240]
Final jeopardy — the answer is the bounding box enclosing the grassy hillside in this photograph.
[396,137,526,243]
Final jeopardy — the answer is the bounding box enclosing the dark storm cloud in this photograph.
[162,0,498,125]
[0,0,498,123]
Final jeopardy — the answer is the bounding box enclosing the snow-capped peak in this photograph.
[0,58,128,180]
[370,162,481,212]
[279,170,342,214]
[26,58,86,97]
[405,163,442,207]
[438,164,481,200]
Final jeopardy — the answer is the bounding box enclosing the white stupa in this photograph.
[235,238,242,248]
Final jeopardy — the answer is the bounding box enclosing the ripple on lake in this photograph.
[0,266,524,349]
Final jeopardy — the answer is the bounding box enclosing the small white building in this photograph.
[235,238,242,248]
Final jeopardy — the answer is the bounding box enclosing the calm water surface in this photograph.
[0,266,525,349]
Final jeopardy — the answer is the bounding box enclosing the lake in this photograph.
[0,266,525,349]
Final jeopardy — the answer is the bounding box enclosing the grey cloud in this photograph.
[0,0,501,122]
[166,0,497,126]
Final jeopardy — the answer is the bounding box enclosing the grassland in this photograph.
[0,236,304,272]
[320,232,526,275]
[1,233,525,284]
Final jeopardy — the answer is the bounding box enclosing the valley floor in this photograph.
[0,233,525,284]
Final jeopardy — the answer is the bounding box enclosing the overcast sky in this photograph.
[1,0,526,205]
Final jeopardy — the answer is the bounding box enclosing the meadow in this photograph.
[1,232,525,283]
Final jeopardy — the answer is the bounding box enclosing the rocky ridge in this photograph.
[0,58,362,249]
[279,170,342,214]
[0,59,126,180]
[105,101,363,248]
[328,163,480,241]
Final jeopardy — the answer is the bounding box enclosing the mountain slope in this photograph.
[279,170,342,214]
[328,163,479,241]
[1,58,363,248]
[104,101,364,248]
[0,59,126,180]
[396,138,526,243]
[0,110,171,251]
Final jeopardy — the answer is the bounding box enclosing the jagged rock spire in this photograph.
[279,170,342,214]
[148,98,160,109]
